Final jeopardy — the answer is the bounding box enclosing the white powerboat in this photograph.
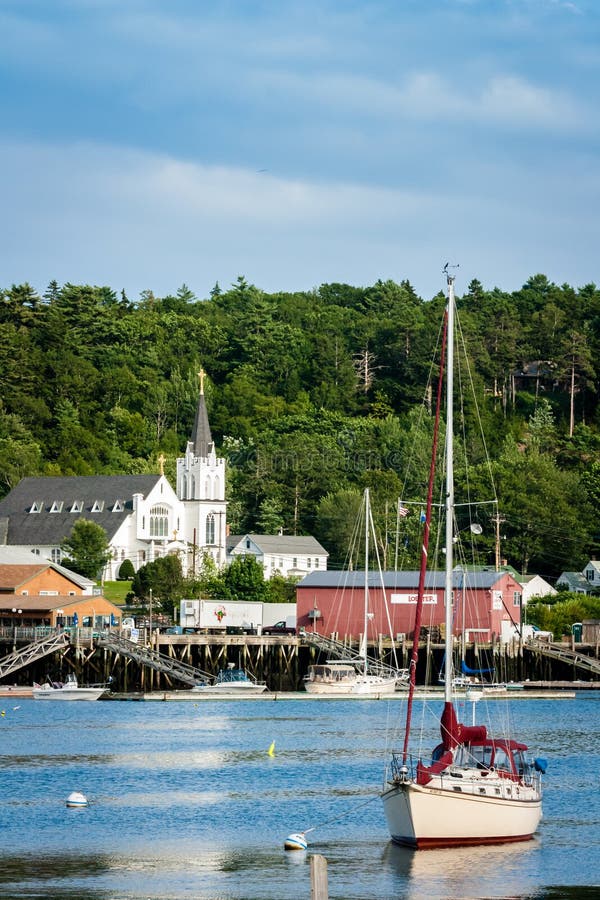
[32,673,109,701]
[192,665,267,694]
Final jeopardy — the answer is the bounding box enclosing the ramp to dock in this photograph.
[527,639,600,677]
[302,631,408,681]
[95,632,211,686]
[0,631,70,681]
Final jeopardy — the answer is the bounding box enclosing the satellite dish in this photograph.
[470,523,483,535]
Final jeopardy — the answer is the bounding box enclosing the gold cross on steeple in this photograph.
[198,368,206,395]
[158,452,165,475]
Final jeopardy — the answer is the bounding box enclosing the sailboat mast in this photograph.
[401,310,447,763]
[444,273,456,703]
[364,488,369,678]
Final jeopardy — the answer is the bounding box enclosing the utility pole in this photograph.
[492,513,505,571]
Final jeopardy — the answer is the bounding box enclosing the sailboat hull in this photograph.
[304,675,398,695]
[381,780,542,848]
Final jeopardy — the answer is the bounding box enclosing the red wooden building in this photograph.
[296,569,523,642]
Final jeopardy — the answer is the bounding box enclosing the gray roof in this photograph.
[228,534,328,556]
[298,568,508,590]
[556,572,590,590]
[190,393,213,456]
[0,547,94,588]
[0,475,161,546]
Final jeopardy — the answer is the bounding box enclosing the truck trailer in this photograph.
[180,599,263,634]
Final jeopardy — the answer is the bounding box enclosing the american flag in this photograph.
[398,503,409,517]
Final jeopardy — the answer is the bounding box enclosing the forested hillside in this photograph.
[1,274,599,580]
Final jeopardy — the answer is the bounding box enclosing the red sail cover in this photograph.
[441,702,487,750]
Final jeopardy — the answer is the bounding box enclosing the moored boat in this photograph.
[381,267,546,847]
[32,673,109,701]
[304,489,407,696]
[304,661,399,695]
[192,664,267,694]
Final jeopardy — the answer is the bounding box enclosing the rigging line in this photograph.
[300,792,382,836]
[455,307,499,506]
[329,494,367,636]
[394,314,446,568]
[368,500,400,670]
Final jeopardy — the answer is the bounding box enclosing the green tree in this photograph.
[209,555,271,602]
[118,559,135,580]
[266,573,299,603]
[491,440,594,576]
[61,519,111,580]
[527,593,600,637]
[256,497,285,534]
[0,407,42,496]
[315,489,362,567]
[131,556,185,616]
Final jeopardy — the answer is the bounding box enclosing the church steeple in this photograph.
[176,366,227,568]
[190,368,213,457]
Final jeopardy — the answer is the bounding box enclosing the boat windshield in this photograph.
[308,665,355,683]
[453,744,492,768]
[216,669,248,683]
[453,743,514,774]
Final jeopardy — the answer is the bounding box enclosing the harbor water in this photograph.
[0,692,598,899]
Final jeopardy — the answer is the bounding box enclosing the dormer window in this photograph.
[70,501,83,513]
[91,500,104,513]
[112,500,124,512]
[29,501,43,514]
[49,501,63,513]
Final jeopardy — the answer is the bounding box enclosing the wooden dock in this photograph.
[105,686,578,701]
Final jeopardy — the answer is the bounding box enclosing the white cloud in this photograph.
[1,137,598,302]
[255,67,587,133]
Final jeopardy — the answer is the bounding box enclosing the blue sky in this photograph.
[1,0,599,301]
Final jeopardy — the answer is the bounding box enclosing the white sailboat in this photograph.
[381,268,545,847]
[304,489,404,695]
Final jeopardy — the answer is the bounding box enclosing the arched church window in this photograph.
[190,475,196,498]
[206,513,215,545]
[150,505,169,538]
[182,475,187,498]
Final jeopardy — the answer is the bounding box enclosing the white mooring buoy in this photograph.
[66,791,88,809]
[284,832,308,851]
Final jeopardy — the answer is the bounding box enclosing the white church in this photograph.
[0,371,227,580]
[0,371,328,581]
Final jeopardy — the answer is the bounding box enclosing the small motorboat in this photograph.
[192,664,267,694]
[32,673,109,701]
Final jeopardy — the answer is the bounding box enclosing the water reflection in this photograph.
[0,697,595,899]
[0,852,110,884]
[382,839,540,898]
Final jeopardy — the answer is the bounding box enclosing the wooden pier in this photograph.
[0,628,598,692]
